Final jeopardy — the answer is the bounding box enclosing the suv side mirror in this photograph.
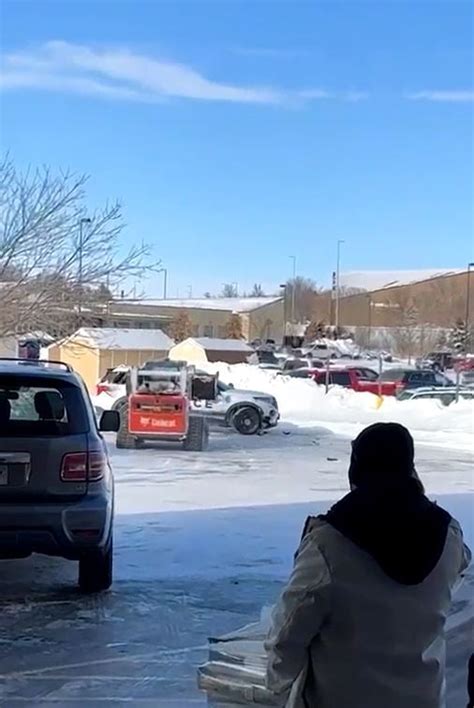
[99,410,120,432]
[228,383,235,389]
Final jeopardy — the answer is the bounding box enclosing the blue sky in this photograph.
[1,0,472,297]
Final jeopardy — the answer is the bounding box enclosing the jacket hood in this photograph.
[323,479,452,585]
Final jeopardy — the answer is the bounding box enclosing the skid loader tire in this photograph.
[183,416,209,452]
[115,404,137,449]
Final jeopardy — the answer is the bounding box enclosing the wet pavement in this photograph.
[0,429,472,706]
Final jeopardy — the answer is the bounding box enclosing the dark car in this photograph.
[0,359,119,592]
[356,368,452,396]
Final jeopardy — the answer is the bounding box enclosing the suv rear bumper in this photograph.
[0,494,113,561]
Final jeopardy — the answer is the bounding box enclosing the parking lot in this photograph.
[0,427,472,706]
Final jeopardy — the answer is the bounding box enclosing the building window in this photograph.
[217,325,226,338]
[203,325,214,338]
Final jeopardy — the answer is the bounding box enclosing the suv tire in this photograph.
[232,406,262,435]
[78,538,113,593]
[183,416,209,451]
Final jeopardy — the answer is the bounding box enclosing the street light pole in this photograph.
[335,239,344,332]
[78,217,91,319]
[466,262,474,352]
[289,256,296,322]
[367,293,372,348]
[159,268,168,299]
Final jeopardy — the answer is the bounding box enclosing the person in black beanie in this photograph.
[266,423,471,708]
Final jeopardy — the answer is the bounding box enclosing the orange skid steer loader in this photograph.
[116,360,217,451]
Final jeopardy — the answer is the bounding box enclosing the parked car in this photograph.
[305,343,340,360]
[311,366,379,390]
[455,355,474,372]
[415,351,455,372]
[281,358,325,373]
[397,386,474,405]
[103,366,279,436]
[0,358,119,592]
[356,368,452,397]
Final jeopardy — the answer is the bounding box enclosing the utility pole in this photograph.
[367,293,372,349]
[289,256,297,322]
[335,239,344,333]
[78,217,92,320]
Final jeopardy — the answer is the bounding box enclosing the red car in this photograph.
[311,367,451,396]
[311,367,379,391]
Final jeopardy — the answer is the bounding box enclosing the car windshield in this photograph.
[0,375,89,436]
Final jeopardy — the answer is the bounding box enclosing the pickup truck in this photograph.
[311,367,452,396]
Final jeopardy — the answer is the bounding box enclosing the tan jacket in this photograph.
[266,517,471,708]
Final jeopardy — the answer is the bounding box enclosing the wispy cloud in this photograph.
[407,90,474,103]
[0,41,368,107]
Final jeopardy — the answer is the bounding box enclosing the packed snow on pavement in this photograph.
[1,364,473,706]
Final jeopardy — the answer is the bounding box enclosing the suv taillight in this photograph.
[61,452,107,482]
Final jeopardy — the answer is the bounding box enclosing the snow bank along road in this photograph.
[203,362,474,452]
[0,425,472,705]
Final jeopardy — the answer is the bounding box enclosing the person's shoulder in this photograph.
[300,515,330,541]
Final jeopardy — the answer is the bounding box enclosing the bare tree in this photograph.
[220,283,238,298]
[284,277,320,323]
[0,156,160,338]
[169,309,193,342]
[249,283,265,297]
[390,293,419,360]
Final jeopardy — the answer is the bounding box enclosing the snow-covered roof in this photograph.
[118,297,282,313]
[182,337,253,352]
[340,269,464,291]
[71,328,174,351]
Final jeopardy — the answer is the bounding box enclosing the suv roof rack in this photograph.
[0,358,73,372]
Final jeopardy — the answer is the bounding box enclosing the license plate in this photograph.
[0,465,8,486]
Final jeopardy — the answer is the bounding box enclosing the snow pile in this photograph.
[205,363,474,451]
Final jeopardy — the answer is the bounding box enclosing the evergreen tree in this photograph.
[449,318,468,353]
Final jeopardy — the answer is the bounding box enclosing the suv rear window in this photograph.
[0,375,89,436]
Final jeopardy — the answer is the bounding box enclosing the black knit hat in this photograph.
[349,422,415,490]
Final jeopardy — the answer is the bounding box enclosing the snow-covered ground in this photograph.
[0,422,471,706]
[200,363,474,452]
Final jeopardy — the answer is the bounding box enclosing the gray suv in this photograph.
[0,359,119,592]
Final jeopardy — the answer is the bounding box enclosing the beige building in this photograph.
[47,328,173,392]
[313,270,473,330]
[96,297,285,343]
[169,337,254,365]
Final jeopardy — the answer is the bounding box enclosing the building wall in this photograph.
[245,300,285,342]
[48,342,168,391]
[100,299,285,343]
[312,272,473,330]
[98,349,168,383]
[48,341,100,391]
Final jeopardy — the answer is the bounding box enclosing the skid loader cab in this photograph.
[116,360,216,452]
